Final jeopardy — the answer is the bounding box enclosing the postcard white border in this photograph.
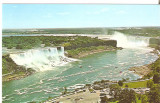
[0,0,159,102]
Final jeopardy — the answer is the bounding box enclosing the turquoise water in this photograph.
[2,48,158,103]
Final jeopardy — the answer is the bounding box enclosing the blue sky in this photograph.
[2,4,160,29]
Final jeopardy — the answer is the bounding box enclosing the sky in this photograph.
[2,4,160,29]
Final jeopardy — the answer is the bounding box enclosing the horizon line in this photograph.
[2,26,160,30]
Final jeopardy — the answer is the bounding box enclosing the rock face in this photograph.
[149,38,160,50]
[103,40,117,47]
[149,38,160,45]
[2,55,35,81]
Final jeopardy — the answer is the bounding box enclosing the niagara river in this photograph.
[2,33,159,103]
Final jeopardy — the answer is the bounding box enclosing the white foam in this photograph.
[111,32,150,48]
[10,47,77,71]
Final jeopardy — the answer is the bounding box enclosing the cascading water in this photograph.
[111,32,150,48]
[10,47,75,71]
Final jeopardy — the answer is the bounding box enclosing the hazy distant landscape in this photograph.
[2,27,160,37]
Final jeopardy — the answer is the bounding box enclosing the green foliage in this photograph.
[153,73,160,84]
[141,95,149,103]
[149,44,160,50]
[148,84,160,103]
[118,89,136,103]
[2,27,160,37]
[116,27,160,37]
[89,88,94,92]
[109,84,121,100]
[143,56,160,79]
[118,80,123,86]
[16,44,23,49]
[2,55,35,81]
[143,72,154,79]
[122,78,129,82]
[67,46,111,58]
[2,36,115,50]
[147,80,154,88]
[2,28,113,34]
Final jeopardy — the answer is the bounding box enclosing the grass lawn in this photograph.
[122,80,150,88]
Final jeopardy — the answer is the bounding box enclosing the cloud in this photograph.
[86,8,109,15]
[116,10,127,14]
[57,12,70,15]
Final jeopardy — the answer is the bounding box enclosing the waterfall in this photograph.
[111,32,150,48]
[10,47,75,71]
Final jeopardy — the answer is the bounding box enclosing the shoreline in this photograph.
[2,72,35,82]
[129,50,160,78]
[129,64,151,78]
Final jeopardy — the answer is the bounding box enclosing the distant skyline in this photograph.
[2,4,160,29]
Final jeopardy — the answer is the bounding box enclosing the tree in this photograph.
[147,80,154,88]
[109,84,121,100]
[153,73,160,84]
[156,67,160,73]
[125,84,129,88]
[118,80,123,86]
[118,89,136,103]
[148,84,160,103]
[141,95,148,103]
[16,44,23,49]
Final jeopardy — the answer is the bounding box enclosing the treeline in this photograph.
[2,36,116,50]
[3,27,160,37]
[2,28,114,35]
[116,27,160,37]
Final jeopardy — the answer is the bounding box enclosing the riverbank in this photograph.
[129,53,160,78]
[2,72,35,82]
[129,64,151,78]
[2,55,35,82]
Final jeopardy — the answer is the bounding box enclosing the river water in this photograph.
[2,48,158,103]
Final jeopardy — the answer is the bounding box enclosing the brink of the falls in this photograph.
[10,47,76,71]
[111,32,150,48]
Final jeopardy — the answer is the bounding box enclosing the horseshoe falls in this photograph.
[111,32,150,48]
